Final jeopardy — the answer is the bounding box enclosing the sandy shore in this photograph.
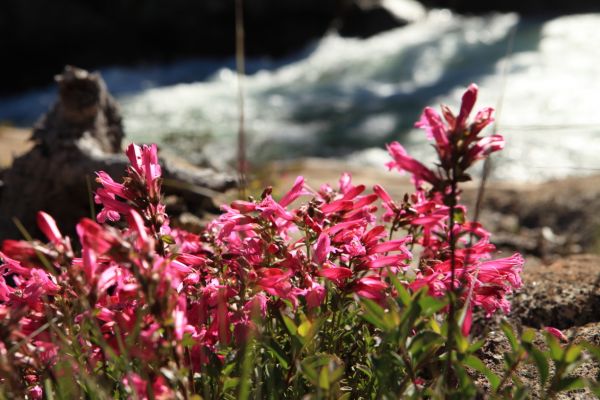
[0,126,32,168]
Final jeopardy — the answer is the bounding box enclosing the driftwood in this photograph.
[0,66,235,241]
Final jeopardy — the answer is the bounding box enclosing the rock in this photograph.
[511,254,600,330]
[471,255,600,398]
[31,66,125,154]
[0,66,235,241]
[337,0,409,38]
[416,0,600,15]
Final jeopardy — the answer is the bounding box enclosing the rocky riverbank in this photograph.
[2,134,600,396]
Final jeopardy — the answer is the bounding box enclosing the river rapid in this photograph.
[2,5,600,182]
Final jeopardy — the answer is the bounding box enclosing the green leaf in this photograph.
[281,313,297,336]
[223,377,240,391]
[463,354,501,391]
[545,334,564,361]
[528,346,549,387]
[181,332,196,348]
[552,376,585,392]
[44,379,55,400]
[300,361,319,386]
[408,331,443,355]
[582,342,600,361]
[319,366,330,390]
[453,209,466,224]
[500,321,519,352]
[355,364,373,379]
[301,354,341,388]
[298,320,312,338]
[417,295,446,316]
[361,299,390,331]
[513,386,530,400]
[564,344,582,364]
[586,380,600,397]
[455,330,469,353]
[387,269,411,306]
[161,234,175,244]
[467,338,486,353]
[264,341,289,369]
[521,327,536,344]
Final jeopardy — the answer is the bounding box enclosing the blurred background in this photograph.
[1,0,600,182]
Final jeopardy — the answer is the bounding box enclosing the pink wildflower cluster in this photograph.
[381,84,523,332]
[0,85,523,398]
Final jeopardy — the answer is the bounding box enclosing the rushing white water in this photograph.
[2,9,600,182]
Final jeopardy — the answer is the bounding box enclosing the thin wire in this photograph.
[501,124,600,131]
[461,21,518,315]
[235,0,248,197]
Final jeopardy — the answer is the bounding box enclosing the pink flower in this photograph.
[373,184,397,211]
[305,278,326,309]
[96,171,131,200]
[386,142,439,187]
[353,277,388,301]
[313,233,331,265]
[318,266,353,282]
[36,211,63,245]
[415,107,450,161]
[545,326,568,343]
[279,176,306,207]
[174,297,187,341]
[0,276,12,302]
[27,385,43,400]
[464,135,505,163]
[456,83,478,130]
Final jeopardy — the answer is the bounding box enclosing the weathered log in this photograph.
[0,66,235,241]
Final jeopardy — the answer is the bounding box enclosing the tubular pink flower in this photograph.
[305,278,326,309]
[456,83,478,130]
[313,233,331,265]
[338,172,354,194]
[353,277,388,300]
[368,254,409,269]
[471,107,495,135]
[545,326,568,343]
[416,107,449,148]
[0,276,13,301]
[279,176,306,207]
[352,194,378,209]
[125,143,143,174]
[28,386,43,400]
[95,171,131,200]
[0,251,32,277]
[36,211,63,245]
[318,266,353,281]
[321,200,355,215]
[231,200,257,213]
[373,184,396,210]
[386,142,439,186]
[465,135,505,163]
[126,209,150,249]
[369,238,411,255]
[477,253,524,290]
[174,297,187,341]
[341,184,366,201]
[142,144,161,197]
[76,218,116,254]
